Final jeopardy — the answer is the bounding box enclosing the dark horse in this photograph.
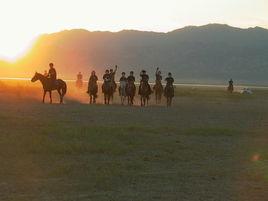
[31,72,67,104]
[126,82,136,105]
[153,81,163,104]
[87,82,98,104]
[139,82,151,107]
[102,81,113,105]
[164,84,174,107]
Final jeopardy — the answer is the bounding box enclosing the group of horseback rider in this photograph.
[35,62,233,105]
[86,65,175,106]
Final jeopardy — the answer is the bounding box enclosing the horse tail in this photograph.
[62,81,67,96]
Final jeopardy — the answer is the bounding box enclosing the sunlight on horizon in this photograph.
[0,0,267,60]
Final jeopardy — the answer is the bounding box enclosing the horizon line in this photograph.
[41,23,268,36]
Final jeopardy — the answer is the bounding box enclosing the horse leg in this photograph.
[43,91,47,103]
[49,91,52,104]
[90,95,92,104]
[57,89,62,104]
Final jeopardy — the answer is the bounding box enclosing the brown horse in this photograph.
[153,81,163,104]
[88,81,98,104]
[102,81,113,105]
[164,84,174,107]
[31,72,67,104]
[139,81,151,107]
[126,81,136,105]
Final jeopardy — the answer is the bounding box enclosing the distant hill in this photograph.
[1,24,268,85]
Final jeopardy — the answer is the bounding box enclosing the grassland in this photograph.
[0,80,268,201]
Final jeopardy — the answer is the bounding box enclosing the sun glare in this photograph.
[0,34,36,62]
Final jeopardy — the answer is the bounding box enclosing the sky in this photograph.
[0,0,267,61]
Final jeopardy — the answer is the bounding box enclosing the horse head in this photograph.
[31,72,42,82]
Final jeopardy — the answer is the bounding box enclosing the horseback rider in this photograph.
[110,65,118,92]
[139,70,152,95]
[164,72,174,97]
[127,71,135,83]
[120,72,127,82]
[228,78,234,93]
[155,67,162,84]
[229,79,233,87]
[119,72,128,98]
[102,69,111,92]
[46,63,57,87]
[87,70,98,93]
[77,72,83,81]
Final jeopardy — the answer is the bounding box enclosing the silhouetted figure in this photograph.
[127,71,135,83]
[228,79,234,93]
[87,71,98,104]
[139,70,152,106]
[154,67,164,104]
[110,65,118,93]
[76,72,83,89]
[139,70,152,95]
[47,63,57,87]
[31,72,67,104]
[102,69,113,105]
[77,72,83,80]
[126,71,136,105]
[119,72,128,105]
[164,72,174,107]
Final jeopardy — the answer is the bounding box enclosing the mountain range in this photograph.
[1,24,268,85]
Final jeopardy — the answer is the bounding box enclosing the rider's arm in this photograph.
[114,65,118,74]
[155,67,159,76]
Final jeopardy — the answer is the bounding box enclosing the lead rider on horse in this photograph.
[46,63,57,87]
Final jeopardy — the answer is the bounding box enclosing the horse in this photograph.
[139,81,151,107]
[102,81,113,105]
[153,81,163,104]
[126,82,136,106]
[119,80,127,105]
[164,84,174,107]
[31,72,67,104]
[87,81,98,104]
[227,84,234,93]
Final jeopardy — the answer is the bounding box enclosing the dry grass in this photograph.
[0,80,268,201]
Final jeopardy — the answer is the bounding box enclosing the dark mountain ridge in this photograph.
[1,24,268,85]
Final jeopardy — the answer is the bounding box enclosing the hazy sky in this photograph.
[0,0,267,60]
